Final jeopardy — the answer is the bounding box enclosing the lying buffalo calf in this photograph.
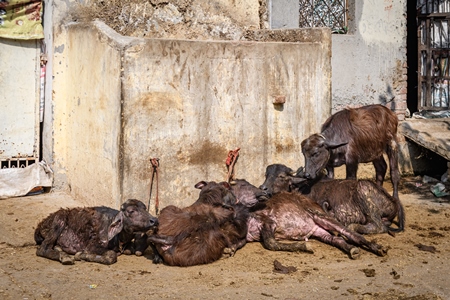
[147,181,250,267]
[34,199,158,265]
[229,178,269,207]
[259,164,405,235]
[246,191,388,259]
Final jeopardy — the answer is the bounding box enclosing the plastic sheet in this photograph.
[0,160,53,199]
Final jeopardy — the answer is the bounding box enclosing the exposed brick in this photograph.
[398,87,408,94]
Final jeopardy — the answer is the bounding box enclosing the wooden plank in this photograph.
[399,118,450,161]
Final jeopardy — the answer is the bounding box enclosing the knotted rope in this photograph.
[148,158,160,215]
[225,147,240,182]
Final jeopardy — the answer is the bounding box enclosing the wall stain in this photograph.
[189,141,227,165]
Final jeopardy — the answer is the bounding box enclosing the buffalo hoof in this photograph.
[122,249,133,255]
[135,251,143,256]
[60,253,75,265]
[152,254,164,264]
[74,252,83,261]
[297,242,314,254]
[377,245,389,257]
[368,240,390,257]
[221,247,235,258]
[349,247,361,259]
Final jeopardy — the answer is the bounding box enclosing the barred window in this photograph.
[299,0,347,34]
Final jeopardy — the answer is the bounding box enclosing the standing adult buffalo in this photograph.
[301,104,400,200]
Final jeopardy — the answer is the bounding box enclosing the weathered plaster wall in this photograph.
[268,0,412,176]
[53,21,330,209]
[42,0,82,190]
[43,0,266,204]
[51,22,125,207]
[120,27,331,210]
[331,0,407,119]
[269,0,407,122]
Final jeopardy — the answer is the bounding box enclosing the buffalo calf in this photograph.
[246,191,388,259]
[34,199,158,265]
[260,164,405,235]
[147,181,250,267]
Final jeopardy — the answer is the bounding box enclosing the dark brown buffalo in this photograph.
[34,199,158,265]
[301,104,400,200]
[147,181,250,267]
[245,191,388,259]
[259,164,405,235]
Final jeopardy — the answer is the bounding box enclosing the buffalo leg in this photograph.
[148,243,164,264]
[75,250,117,265]
[147,234,175,245]
[347,221,389,235]
[36,215,75,265]
[387,139,401,200]
[260,223,313,253]
[223,238,247,257]
[133,233,148,256]
[372,156,387,187]
[326,165,335,179]
[345,159,358,180]
[311,227,361,259]
[36,244,74,265]
[311,214,388,257]
[147,234,175,264]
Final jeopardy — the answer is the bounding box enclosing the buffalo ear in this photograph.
[288,176,308,192]
[294,166,306,177]
[290,177,307,184]
[220,181,231,189]
[194,181,208,189]
[108,211,124,241]
[324,140,348,149]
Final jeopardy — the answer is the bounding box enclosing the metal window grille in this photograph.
[1,157,37,169]
[418,0,450,110]
[299,0,347,33]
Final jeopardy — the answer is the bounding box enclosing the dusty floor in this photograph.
[0,177,449,300]
[25,3,448,299]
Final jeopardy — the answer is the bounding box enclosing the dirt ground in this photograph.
[0,176,449,300]
[2,2,447,299]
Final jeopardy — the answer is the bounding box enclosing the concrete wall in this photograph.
[268,0,412,177]
[332,0,407,119]
[53,21,331,210]
[42,0,81,190]
[51,22,127,207]
[269,0,408,121]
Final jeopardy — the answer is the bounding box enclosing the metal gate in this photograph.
[0,39,40,169]
[418,0,450,111]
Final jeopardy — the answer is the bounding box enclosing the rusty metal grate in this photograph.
[417,0,450,110]
[299,0,347,33]
[1,158,37,169]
